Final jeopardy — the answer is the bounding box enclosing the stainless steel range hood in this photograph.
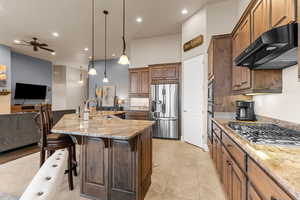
[234,22,298,70]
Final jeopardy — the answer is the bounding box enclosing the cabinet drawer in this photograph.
[222,133,246,171]
[126,111,149,120]
[212,122,221,138]
[248,158,293,200]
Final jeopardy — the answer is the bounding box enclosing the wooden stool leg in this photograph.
[72,145,78,176]
[67,146,74,191]
[40,148,46,168]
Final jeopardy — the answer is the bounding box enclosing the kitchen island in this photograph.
[52,112,154,200]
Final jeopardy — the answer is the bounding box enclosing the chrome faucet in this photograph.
[78,99,97,118]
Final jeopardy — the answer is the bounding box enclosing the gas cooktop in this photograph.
[228,122,300,146]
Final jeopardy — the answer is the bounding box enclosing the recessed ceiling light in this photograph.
[136,17,143,23]
[181,9,188,15]
[52,32,59,37]
[51,52,56,55]
[14,40,21,44]
[84,48,89,51]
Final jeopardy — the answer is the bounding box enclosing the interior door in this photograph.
[182,55,205,148]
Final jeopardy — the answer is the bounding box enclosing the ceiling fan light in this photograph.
[88,67,97,75]
[103,76,109,83]
[118,54,130,65]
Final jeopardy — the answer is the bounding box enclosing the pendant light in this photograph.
[78,66,84,84]
[118,0,130,65]
[103,10,109,83]
[88,0,97,75]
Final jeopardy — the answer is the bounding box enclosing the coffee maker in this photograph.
[236,101,256,121]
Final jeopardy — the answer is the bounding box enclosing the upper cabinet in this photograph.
[149,63,180,84]
[231,0,296,94]
[251,0,269,41]
[270,0,295,28]
[129,67,149,97]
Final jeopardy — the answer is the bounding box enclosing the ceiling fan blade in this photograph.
[38,43,48,47]
[14,43,31,46]
[39,47,54,52]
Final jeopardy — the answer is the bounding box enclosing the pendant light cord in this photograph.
[122,0,126,54]
[104,10,108,77]
[92,0,95,68]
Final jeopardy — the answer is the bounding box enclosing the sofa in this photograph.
[0,110,75,153]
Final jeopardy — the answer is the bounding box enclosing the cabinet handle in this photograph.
[271,197,279,200]
[227,144,233,148]
[241,81,247,84]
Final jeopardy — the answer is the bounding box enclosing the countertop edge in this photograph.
[212,118,300,200]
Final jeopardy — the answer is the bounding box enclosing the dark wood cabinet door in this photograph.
[248,183,263,200]
[232,32,241,91]
[222,148,232,200]
[140,70,149,94]
[238,15,251,90]
[149,63,180,84]
[231,159,247,200]
[129,71,140,94]
[208,41,214,80]
[270,0,295,28]
[252,0,269,41]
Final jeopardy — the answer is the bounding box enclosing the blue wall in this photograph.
[0,45,11,90]
[11,52,52,105]
[88,59,129,100]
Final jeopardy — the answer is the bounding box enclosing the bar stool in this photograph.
[33,104,77,190]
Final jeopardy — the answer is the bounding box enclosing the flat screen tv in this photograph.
[14,83,47,100]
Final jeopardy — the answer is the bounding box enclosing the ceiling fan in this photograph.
[15,37,55,53]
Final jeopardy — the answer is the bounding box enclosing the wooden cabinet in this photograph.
[126,111,149,120]
[232,15,252,91]
[208,41,214,79]
[248,158,293,200]
[248,183,263,200]
[231,0,290,95]
[129,68,149,97]
[210,120,297,200]
[270,0,296,28]
[222,147,247,200]
[252,0,269,41]
[212,134,223,178]
[208,34,251,112]
[149,63,180,84]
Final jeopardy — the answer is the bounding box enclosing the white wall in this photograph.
[66,67,88,110]
[130,34,181,68]
[254,66,300,124]
[52,65,87,111]
[182,7,207,60]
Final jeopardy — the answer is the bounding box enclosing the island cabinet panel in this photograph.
[248,183,263,200]
[111,140,136,200]
[81,137,109,200]
[80,127,152,200]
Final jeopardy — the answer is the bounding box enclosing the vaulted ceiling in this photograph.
[0,0,216,68]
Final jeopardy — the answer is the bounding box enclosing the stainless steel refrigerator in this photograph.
[150,84,179,139]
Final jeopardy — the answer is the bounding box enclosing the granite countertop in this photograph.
[213,118,300,200]
[51,112,154,140]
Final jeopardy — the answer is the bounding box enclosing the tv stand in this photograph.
[11,104,52,113]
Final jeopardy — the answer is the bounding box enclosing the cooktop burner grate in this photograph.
[228,122,300,146]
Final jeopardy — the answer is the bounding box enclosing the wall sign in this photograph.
[0,65,7,87]
[183,35,204,52]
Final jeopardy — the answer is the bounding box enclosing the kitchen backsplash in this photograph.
[130,98,149,107]
[257,115,300,132]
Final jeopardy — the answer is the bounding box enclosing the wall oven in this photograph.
[207,80,214,142]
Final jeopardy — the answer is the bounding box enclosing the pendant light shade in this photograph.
[119,0,130,65]
[119,54,130,65]
[89,0,97,76]
[103,10,110,83]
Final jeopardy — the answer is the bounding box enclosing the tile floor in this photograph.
[0,139,225,200]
